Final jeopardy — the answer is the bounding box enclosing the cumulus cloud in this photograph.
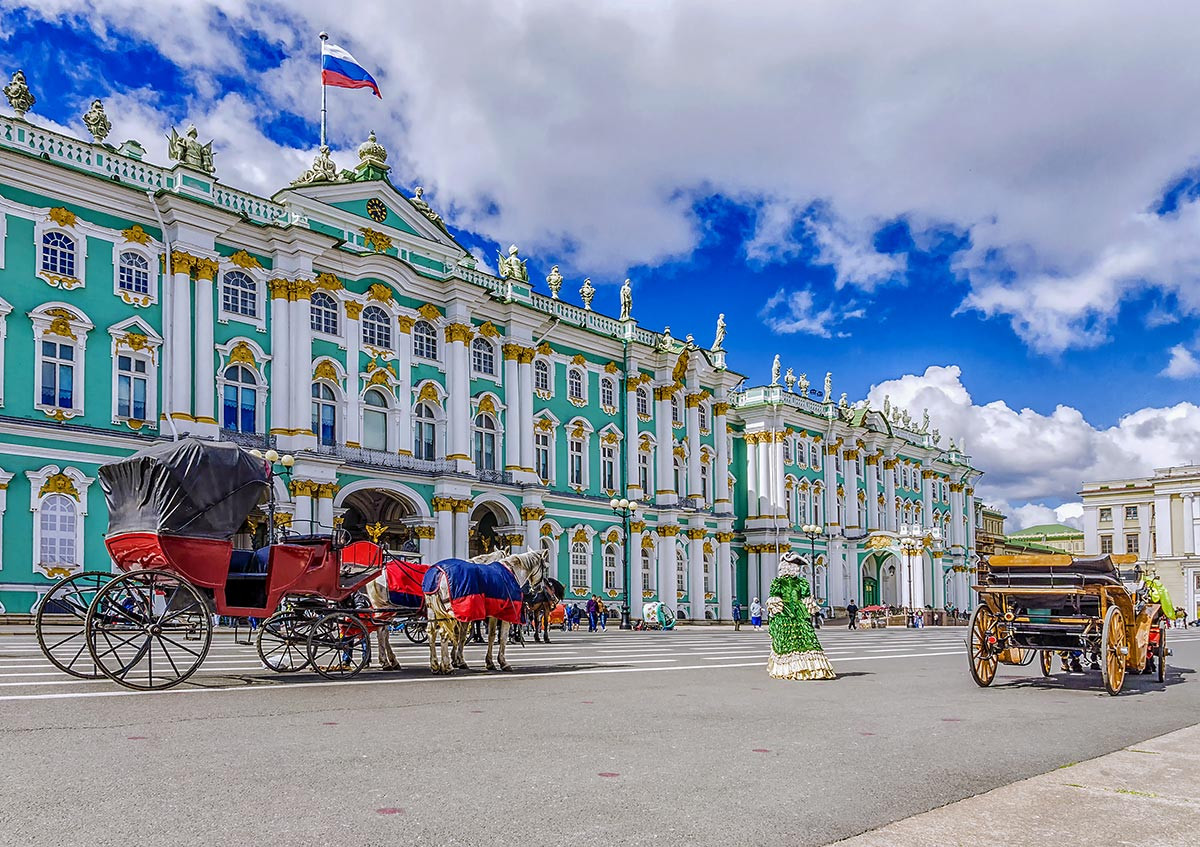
[1001,502,1085,532]
[10,0,1200,350]
[1160,344,1200,379]
[759,288,837,337]
[865,365,1200,516]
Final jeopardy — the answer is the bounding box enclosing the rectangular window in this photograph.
[116,355,147,419]
[638,451,650,493]
[797,440,807,469]
[1125,534,1139,555]
[1098,507,1111,522]
[1125,505,1138,521]
[569,440,583,487]
[535,432,551,483]
[700,463,710,503]
[415,421,436,461]
[40,340,74,409]
[601,445,616,491]
[811,447,821,471]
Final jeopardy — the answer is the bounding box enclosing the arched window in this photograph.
[700,460,710,504]
[362,388,389,451]
[570,542,589,589]
[413,320,438,360]
[534,359,551,392]
[41,231,75,277]
[222,271,257,318]
[362,305,392,349]
[638,449,651,493]
[568,368,584,401]
[798,489,810,524]
[673,456,684,493]
[222,365,257,432]
[811,445,821,470]
[636,387,649,417]
[311,292,339,335]
[117,251,150,294]
[703,554,713,594]
[603,544,619,591]
[671,395,681,425]
[797,439,808,469]
[38,494,77,569]
[311,383,338,446]
[676,548,686,594]
[641,547,654,592]
[414,402,437,460]
[785,484,795,523]
[600,377,615,408]
[471,338,495,375]
[473,412,497,470]
[698,403,709,431]
[782,439,792,465]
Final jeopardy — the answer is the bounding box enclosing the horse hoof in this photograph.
[485,662,496,671]
[501,664,514,672]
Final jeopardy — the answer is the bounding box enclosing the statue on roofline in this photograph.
[498,244,528,283]
[620,278,633,320]
[4,69,34,118]
[82,99,111,143]
[545,264,563,299]
[785,368,796,393]
[291,145,341,187]
[580,277,596,310]
[713,313,726,351]
[167,124,215,173]
[798,372,810,396]
[822,372,832,404]
[411,186,446,230]
[771,355,781,386]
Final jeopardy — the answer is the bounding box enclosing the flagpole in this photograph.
[319,31,329,148]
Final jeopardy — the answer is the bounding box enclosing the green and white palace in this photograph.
[0,80,982,617]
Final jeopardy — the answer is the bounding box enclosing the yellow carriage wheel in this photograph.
[1101,606,1127,696]
[967,605,999,687]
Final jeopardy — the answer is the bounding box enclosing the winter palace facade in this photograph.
[0,90,982,617]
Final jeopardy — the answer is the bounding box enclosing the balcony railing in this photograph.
[218,428,276,449]
[476,468,514,485]
[313,443,454,475]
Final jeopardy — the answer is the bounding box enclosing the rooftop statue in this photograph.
[291,145,342,186]
[785,368,796,392]
[81,99,111,143]
[580,277,596,311]
[3,70,34,118]
[920,408,930,434]
[411,186,446,230]
[838,392,849,410]
[797,372,810,396]
[498,245,528,283]
[659,326,674,350]
[712,313,726,350]
[619,278,633,320]
[771,355,781,386]
[931,428,940,445]
[883,394,891,417]
[822,372,832,403]
[545,264,563,299]
[167,124,215,174]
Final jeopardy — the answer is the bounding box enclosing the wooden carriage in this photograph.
[968,553,1168,695]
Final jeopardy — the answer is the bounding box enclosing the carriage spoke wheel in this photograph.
[1156,622,1167,684]
[85,569,212,691]
[404,618,428,644]
[307,612,370,679]
[36,571,113,679]
[1039,649,1054,678]
[256,613,312,673]
[1101,606,1127,696]
[967,606,999,687]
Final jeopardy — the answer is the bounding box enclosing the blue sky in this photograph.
[3,2,1198,525]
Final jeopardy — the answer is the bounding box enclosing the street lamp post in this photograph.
[800,523,822,588]
[898,521,943,627]
[610,497,640,630]
[250,448,295,542]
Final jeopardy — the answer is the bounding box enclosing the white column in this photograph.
[1083,506,1099,554]
[761,546,778,605]
[864,458,879,530]
[964,488,976,558]
[518,349,535,474]
[445,325,471,464]
[435,499,454,562]
[396,320,413,454]
[1112,506,1126,553]
[921,470,934,528]
[687,528,705,618]
[292,290,316,438]
[315,486,335,530]
[625,377,640,498]
[717,530,733,620]
[714,401,730,509]
[685,392,701,498]
[883,459,897,532]
[417,527,435,562]
[1140,501,1153,560]
[845,453,860,529]
[1183,494,1195,556]
[192,268,215,427]
[757,434,772,519]
[342,303,362,442]
[823,445,838,531]
[655,390,675,505]
[292,485,314,531]
[268,286,290,436]
[170,253,193,422]
[656,528,676,606]
[772,433,786,520]
[454,504,470,559]
[949,487,964,549]
[503,345,521,472]
[744,436,759,517]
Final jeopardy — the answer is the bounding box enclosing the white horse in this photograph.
[364,548,508,671]
[425,548,551,674]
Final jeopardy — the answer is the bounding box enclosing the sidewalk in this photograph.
[832,723,1200,847]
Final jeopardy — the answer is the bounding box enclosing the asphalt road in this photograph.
[1,626,1197,847]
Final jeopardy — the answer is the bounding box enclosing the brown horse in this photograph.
[526,577,565,643]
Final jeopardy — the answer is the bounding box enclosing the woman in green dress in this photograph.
[767,552,836,680]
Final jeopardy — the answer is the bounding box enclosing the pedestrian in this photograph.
[597,597,607,630]
[586,594,599,632]
[846,600,859,630]
[750,597,763,631]
[732,600,743,631]
[812,605,823,629]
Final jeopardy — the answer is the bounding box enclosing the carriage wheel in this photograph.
[85,569,212,691]
[307,612,370,679]
[1039,649,1054,677]
[404,618,429,644]
[36,571,113,679]
[1156,622,1167,684]
[1101,605,1127,696]
[967,605,999,687]
[256,613,312,673]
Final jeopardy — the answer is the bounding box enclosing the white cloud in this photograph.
[1160,344,1200,379]
[865,365,1200,516]
[759,288,837,337]
[1001,502,1084,532]
[11,1,1200,348]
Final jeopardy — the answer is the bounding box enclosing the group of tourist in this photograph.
[563,594,609,632]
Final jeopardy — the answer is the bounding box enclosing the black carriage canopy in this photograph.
[98,438,270,540]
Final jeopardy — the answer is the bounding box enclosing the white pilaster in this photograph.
[883,459,897,532]
[1183,494,1195,556]
[714,400,730,509]
[268,289,290,437]
[864,458,879,530]
[685,392,701,498]
[655,391,675,506]
[518,350,535,476]
[192,273,216,430]
[170,258,192,423]
[503,346,521,472]
[687,527,705,619]
[717,530,733,620]
[845,453,860,529]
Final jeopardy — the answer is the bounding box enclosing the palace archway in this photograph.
[339,487,422,554]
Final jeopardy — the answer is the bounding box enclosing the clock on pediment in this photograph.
[366,198,388,223]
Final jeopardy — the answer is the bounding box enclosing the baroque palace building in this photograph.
[0,80,981,616]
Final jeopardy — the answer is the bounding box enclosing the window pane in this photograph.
[118,374,131,418]
[364,409,387,451]
[58,363,73,408]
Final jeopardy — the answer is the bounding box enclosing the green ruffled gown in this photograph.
[767,575,836,680]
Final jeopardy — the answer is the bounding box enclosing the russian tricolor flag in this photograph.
[321,41,381,99]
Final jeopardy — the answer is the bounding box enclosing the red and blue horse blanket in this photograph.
[384,558,430,610]
[421,558,522,624]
